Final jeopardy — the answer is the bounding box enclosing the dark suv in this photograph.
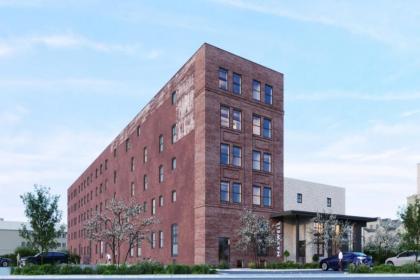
[0,257,11,267]
[20,252,68,266]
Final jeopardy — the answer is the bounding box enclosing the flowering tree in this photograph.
[84,198,158,265]
[309,212,352,257]
[236,209,279,266]
[364,219,400,257]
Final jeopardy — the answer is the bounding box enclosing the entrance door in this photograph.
[218,237,230,265]
[298,240,306,263]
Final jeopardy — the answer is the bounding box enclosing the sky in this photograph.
[1,0,419,222]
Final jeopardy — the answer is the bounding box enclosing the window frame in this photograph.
[171,91,177,105]
[264,84,273,105]
[252,80,261,101]
[232,182,241,204]
[159,135,164,153]
[232,72,242,94]
[218,68,228,91]
[220,181,229,203]
[263,186,272,207]
[172,124,177,144]
[253,115,261,136]
[232,109,242,130]
[159,165,164,183]
[252,150,261,171]
[297,193,303,204]
[220,106,230,128]
[263,117,272,139]
[171,224,179,257]
[232,146,242,167]
[263,153,272,172]
[220,143,230,165]
[252,185,261,206]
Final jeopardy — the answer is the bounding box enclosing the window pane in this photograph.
[263,118,272,138]
[159,135,164,152]
[263,153,272,172]
[159,166,164,183]
[171,91,177,105]
[264,84,273,105]
[233,73,241,94]
[232,183,241,203]
[297,193,303,203]
[263,187,272,207]
[252,150,261,170]
[171,224,179,256]
[220,144,230,165]
[232,146,241,167]
[232,110,241,130]
[220,106,230,127]
[220,181,229,202]
[172,157,177,170]
[172,124,177,144]
[253,115,261,135]
[253,186,261,205]
[219,68,228,90]
[252,80,261,100]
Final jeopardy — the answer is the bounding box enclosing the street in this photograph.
[1,268,420,279]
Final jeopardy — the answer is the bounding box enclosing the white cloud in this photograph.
[0,33,162,59]
[287,90,420,101]
[401,110,420,118]
[0,105,29,126]
[214,0,420,52]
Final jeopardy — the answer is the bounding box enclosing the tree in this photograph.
[364,219,400,261]
[308,212,352,257]
[20,185,64,258]
[236,209,279,266]
[399,199,420,261]
[84,198,158,265]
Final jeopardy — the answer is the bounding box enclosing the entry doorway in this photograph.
[218,237,230,265]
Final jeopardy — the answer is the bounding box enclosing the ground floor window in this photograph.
[218,237,230,265]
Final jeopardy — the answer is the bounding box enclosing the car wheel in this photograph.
[2,261,8,267]
[321,262,329,271]
[386,261,394,266]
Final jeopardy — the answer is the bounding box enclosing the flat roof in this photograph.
[271,210,377,222]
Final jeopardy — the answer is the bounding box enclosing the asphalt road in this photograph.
[1,268,420,279]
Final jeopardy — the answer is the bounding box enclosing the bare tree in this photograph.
[308,212,352,257]
[236,209,279,266]
[84,198,158,265]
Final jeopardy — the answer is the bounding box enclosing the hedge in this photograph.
[11,262,216,275]
[349,263,420,274]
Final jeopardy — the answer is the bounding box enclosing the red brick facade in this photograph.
[67,43,284,266]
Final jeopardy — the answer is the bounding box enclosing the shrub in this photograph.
[59,264,83,274]
[165,264,191,274]
[218,261,230,269]
[312,254,319,262]
[348,264,371,273]
[191,264,215,274]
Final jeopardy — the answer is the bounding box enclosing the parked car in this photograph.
[385,251,419,266]
[20,251,68,266]
[320,252,373,271]
[0,257,11,267]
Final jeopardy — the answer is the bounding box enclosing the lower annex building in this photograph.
[67,43,284,266]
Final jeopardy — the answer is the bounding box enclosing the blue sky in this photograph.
[1,0,419,221]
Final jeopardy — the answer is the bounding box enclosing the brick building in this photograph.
[67,43,283,266]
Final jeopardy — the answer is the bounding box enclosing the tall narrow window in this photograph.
[252,80,261,101]
[218,68,228,90]
[143,147,148,163]
[220,181,229,203]
[253,115,261,136]
[264,84,273,105]
[172,124,177,144]
[172,157,177,170]
[253,186,261,205]
[171,224,179,256]
[159,195,164,206]
[172,191,177,202]
[232,146,242,167]
[252,150,261,170]
[232,183,241,203]
[152,198,156,215]
[151,232,156,249]
[143,175,148,190]
[130,182,135,197]
[220,106,230,128]
[159,135,164,152]
[233,73,241,94]
[113,148,117,158]
[263,153,272,172]
[105,159,108,170]
[263,118,272,139]
[137,125,141,136]
[263,186,272,207]
[137,239,142,256]
[159,231,164,248]
[159,165,164,183]
[113,170,117,184]
[297,193,303,203]
[327,197,332,207]
[171,91,177,105]
[220,144,230,165]
[125,138,131,152]
[232,109,241,130]
[130,157,135,172]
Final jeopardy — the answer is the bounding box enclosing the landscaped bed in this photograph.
[349,263,420,273]
[12,262,216,275]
